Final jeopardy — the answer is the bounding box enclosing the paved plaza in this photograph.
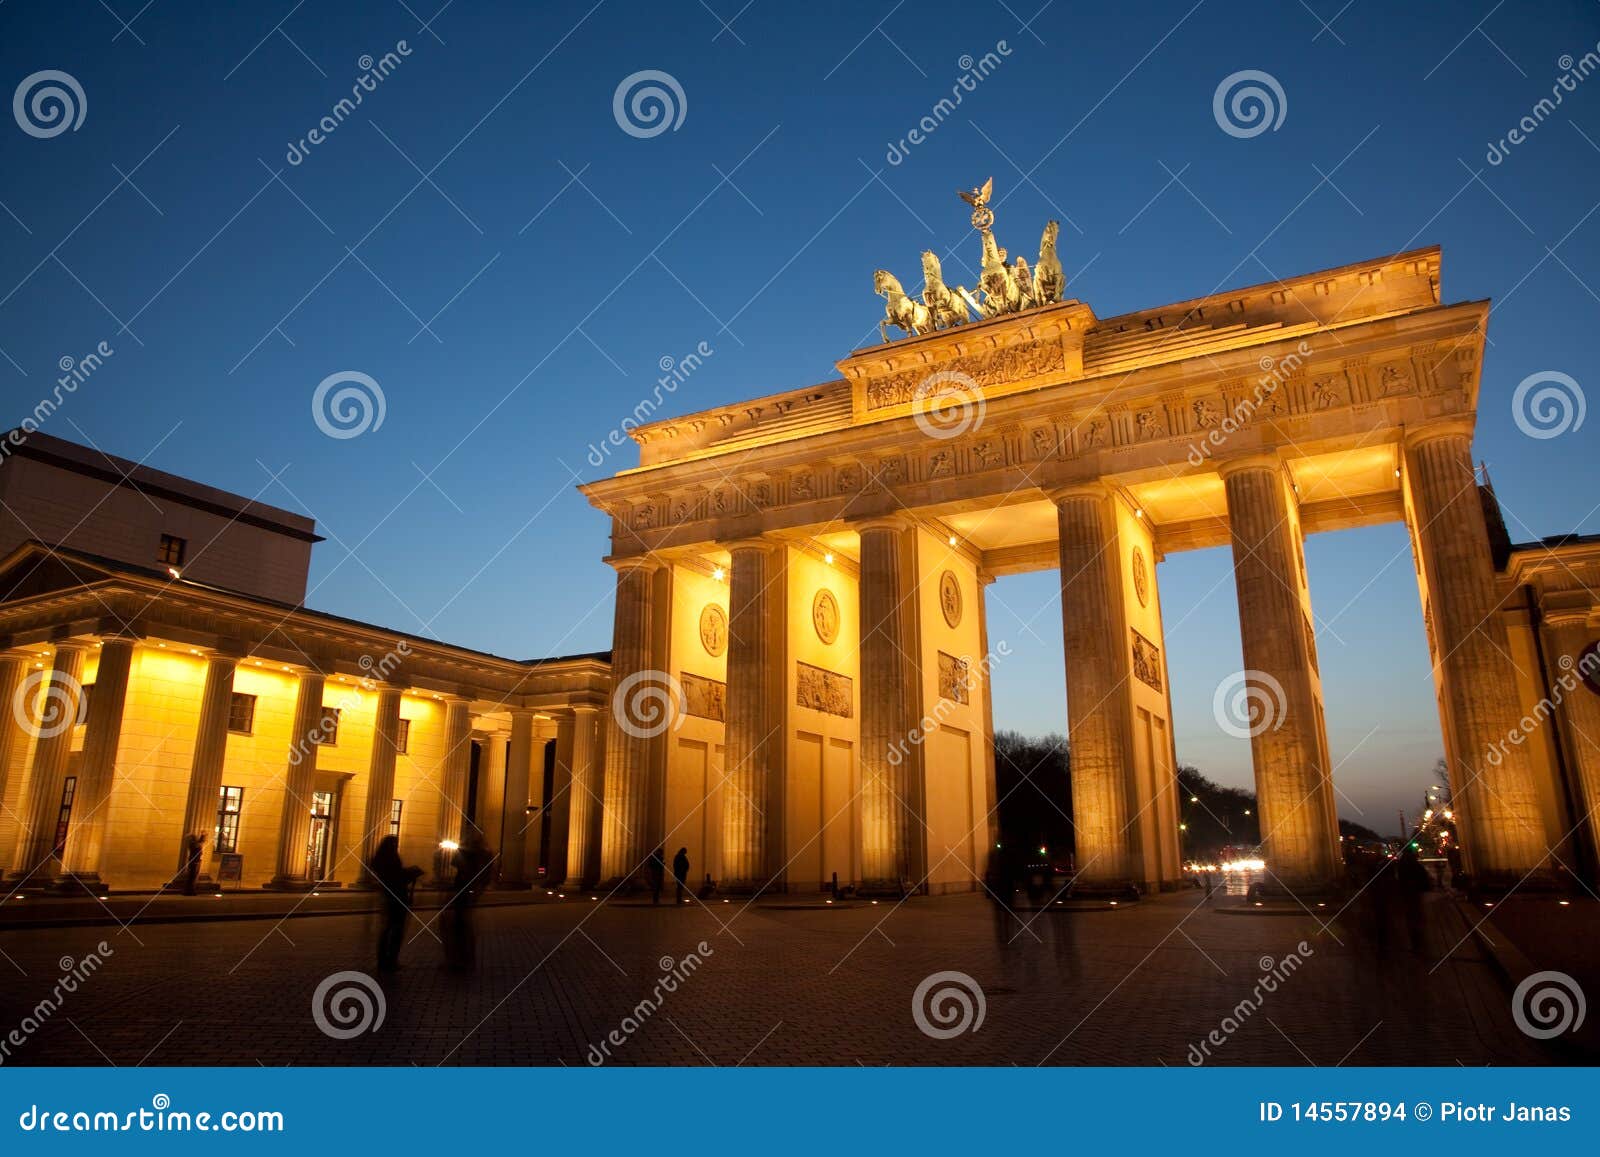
[0,890,1574,1067]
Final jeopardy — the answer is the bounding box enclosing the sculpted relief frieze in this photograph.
[860,337,1066,412]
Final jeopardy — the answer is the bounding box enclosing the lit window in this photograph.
[388,798,403,838]
[227,692,256,735]
[157,534,187,566]
[215,786,243,854]
[315,706,340,746]
[52,776,77,858]
[395,718,411,755]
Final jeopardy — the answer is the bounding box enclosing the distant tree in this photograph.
[1175,764,1258,857]
[992,730,1073,857]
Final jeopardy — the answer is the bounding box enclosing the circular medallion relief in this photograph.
[812,588,840,645]
[939,570,963,629]
[698,603,727,657]
[1131,547,1149,608]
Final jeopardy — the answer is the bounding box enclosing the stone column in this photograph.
[564,706,603,887]
[722,541,779,890]
[173,653,239,882]
[1405,424,1548,882]
[8,642,87,884]
[57,636,137,890]
[1053,488,1134,888]
[600,558,662,883]
[432,696,474,883]
[1220,457,1340,889]
[499,709,537,887]
[1542,613,1600,873]
[858,519,916,893]
[267,670,326,889]
[477,731,507,843]
[355,683,405,879]
[0,654,35,871]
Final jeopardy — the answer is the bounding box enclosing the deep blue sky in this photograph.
[3,1,1599,829]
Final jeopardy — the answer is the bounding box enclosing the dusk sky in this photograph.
[4,0,1599,832]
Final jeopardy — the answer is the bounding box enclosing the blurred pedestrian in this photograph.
[445,830,493,970]
[672,847,690,905]
[369,835,422,971]
[647,846,666,906]
[181,832,205,896]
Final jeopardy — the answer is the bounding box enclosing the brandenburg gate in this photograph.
[580,180,1566,898]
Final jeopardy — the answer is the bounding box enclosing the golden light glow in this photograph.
[712,566,726,581]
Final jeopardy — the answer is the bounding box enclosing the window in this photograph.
[157,534,186,566]
[215,786,243,853]
[315,706,340,746]
[53,776,77,858]
[78,682,93,726]
[395,718,411,755]
[227,692,256,735]
[388,799,403,838]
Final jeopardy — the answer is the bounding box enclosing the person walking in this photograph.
[368,835,422,971]
[181,832,206,896]
[672,847,690,905]
[445,830,493,971]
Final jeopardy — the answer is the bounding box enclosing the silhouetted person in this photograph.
[987,845,1020,952]
[369,835,422,971]
[181,832,205,895]
[446,830,492,970]
[1397,844,1430,956]
[672,847,690,905]
[647,846,666,905]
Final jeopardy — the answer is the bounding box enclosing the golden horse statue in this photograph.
[1033,220,1065,305]
[874,269,932,342]
[920,251,970,330]
[977,229,1021,317]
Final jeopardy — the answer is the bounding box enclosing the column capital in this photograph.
[1044,481,1113,505]
[724,534,780,555]
[604,553,665,574]
[49,638,92,656]
[1403,417,1476,450]
[94,632,141,651]
[849,513,914,534]
[1542,607,1595,630]
[1215,451,1284,481]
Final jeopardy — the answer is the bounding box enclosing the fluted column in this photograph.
[563,706,603,887]
[8,642,87,884]
[859,520,916,892]
[1544,614,1600,875]
[267,670,326,889]
[1405,425,1548,881]
[600,558,662,882]
[356,683,405,877]
[174,653,239,882]
[1220,458,1340,888]
[434,696,474,857]
[499,709,537,887]
[722,542,779,890]
[58,636,137,889]
[1054,489,1133,887]
[0,654,34,871]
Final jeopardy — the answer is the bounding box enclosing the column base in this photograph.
[262,877,341,892]
[4,869,61,893]
[159,874,215,894]
[53,873,108,895]
[857,878,914,899]
[1067,880,1141,902]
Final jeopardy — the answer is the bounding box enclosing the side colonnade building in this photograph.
[0,434,608,893]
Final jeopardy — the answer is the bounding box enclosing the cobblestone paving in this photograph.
[0,891,1561,1066]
